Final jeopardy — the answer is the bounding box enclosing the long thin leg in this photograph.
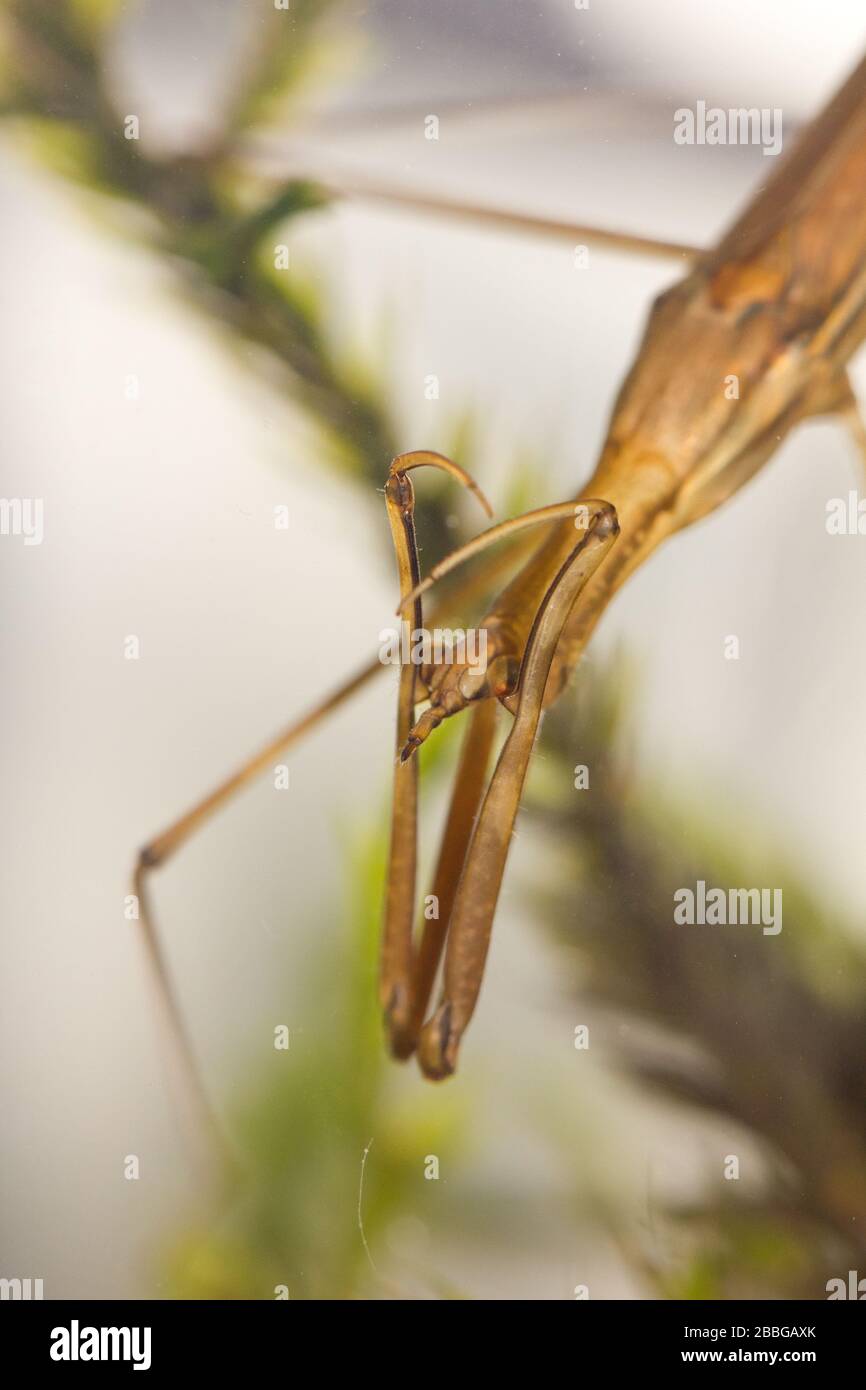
[418,502,620,1079]
[380,452,493,1044]
[338,178,702,261]
[139,661,380,874]
[133,861,235,1173]
[380,468,424,1040]
[397,499,612,611]
[135,438,500,1145]
[135,479,515,1149]
[389,696,500,1058]
[280,169,704,263]
[386,498,602,1058]
[134,656,382,1153]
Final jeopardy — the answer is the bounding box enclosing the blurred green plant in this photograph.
[164,817,468,1300]
[0,0,467,554]
[530,660,866,1299]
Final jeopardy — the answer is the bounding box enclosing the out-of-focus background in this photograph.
[3,0,866,1300]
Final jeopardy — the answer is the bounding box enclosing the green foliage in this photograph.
[1,0,399,495]
[164,824,466,1300]
[531,660,866,1298]
[0,0,541,563]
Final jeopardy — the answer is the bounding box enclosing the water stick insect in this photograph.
[135,49,866,1124]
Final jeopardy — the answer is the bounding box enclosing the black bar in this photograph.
[2,1297,861,1373]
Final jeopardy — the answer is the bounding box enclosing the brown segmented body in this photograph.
[423,51,866,722]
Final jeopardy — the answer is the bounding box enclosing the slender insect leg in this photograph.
[397,499,615,611]
[133,860,231,1171]
[417,502,620,1080]
[135,461,499,1148]
[136,448,497,1135]
[380,452,493,1045]
[135,656,381,1151]
[389,696,500,1058]
[380,467,424,1041]
[315,174,703,263]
